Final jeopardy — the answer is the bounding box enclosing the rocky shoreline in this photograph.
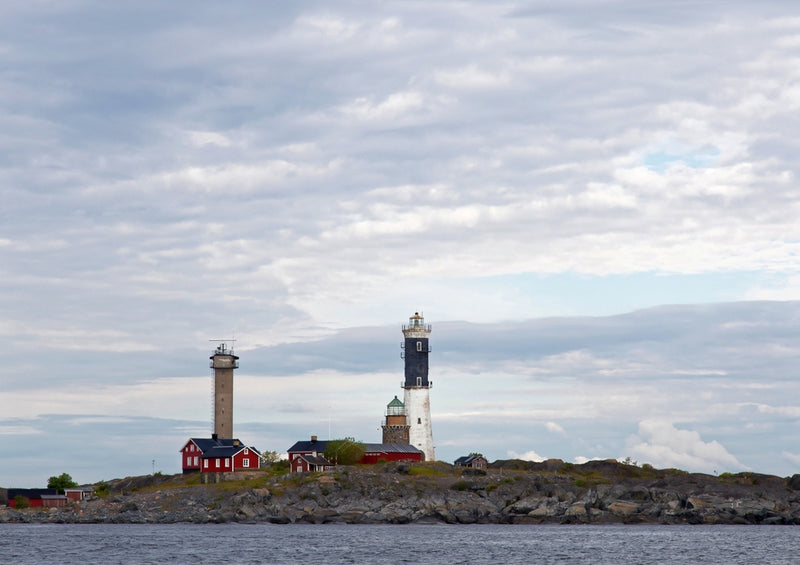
[3,460,800,525]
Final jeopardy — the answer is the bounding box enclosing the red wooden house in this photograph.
[180,436,260,474]
[64,487,95,502]
[291,453,333,473]
[454,454,488,469]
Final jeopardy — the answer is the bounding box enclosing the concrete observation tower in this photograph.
[210,341,238,440]
[401,312,434,461]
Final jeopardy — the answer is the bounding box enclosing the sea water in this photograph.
[1,523,799,564]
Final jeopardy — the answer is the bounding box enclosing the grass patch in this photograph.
[408,464,448,477]
[573,475,611,488]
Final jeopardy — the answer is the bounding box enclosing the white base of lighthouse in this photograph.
[404,386,434,461]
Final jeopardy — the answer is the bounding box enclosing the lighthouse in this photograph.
[382,395,410,444]
[210,342,238,440]
[401,312,434,461]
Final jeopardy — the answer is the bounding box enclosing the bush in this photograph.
[13,495,30,509]
[324,438,366,465]
[47,472,78,494]
[95,481,110,497]
[272,459,290,472]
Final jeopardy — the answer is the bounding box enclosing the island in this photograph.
[3,459,800,525]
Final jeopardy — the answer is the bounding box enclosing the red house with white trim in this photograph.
[180,436,260,474]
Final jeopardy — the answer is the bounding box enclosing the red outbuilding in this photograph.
[287,436,423,472]
[7,489,67,508]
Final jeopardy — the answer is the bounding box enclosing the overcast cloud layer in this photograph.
[3,1,800,486]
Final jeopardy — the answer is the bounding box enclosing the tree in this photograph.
[259,450,282,465]
[13,495,30,509]
[47,472,78,494]
[324,437,366,465]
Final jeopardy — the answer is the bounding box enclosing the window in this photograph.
[216,459,220,468]
[416,377,422,386]
[194,456,199,466]
[243,458,250,468]
[244,448,249,455]
[225,459,230,468]
[204,460,209,469]
[416,341,422,352]
[418,418,422,424]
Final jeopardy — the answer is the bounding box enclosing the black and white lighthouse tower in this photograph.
[401,312,434,461]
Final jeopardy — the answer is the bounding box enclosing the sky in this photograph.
[3,0,800,487]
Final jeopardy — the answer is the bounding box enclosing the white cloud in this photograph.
[434,65,510,89]
[340,91,425,121]
[508,450,546,462]
[186,131,232,147]
[545,422,565,435]
[625,420,746,474]
[0,424,43,436]
[573,456,605,464]
[782,451,800,467]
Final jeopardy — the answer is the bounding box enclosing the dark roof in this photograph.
[454,455,486,465]
[185,437,259,458]
[298,454,332,467]
[201,446,241,459]
[8,488,57,499]
[288,439,329,453]
[288,440,423,455]
[364,443,423,454]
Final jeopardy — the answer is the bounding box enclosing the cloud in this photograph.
[186,130,233,147]
[508,450,546,462]
[3,0,800,486]
[573,456,605,464]
[782,451,800,467]
[625,421,746,474]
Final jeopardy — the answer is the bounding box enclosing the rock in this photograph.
[5,463,800,525]
[565,502,587,517]
[607,501,639,516]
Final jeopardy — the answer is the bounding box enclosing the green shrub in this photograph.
[47,472,78,494]
[13,495,30,509]
[324,438,366,465]
[271,460,290,472]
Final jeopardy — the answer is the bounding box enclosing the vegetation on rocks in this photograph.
[4,459,800,525]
